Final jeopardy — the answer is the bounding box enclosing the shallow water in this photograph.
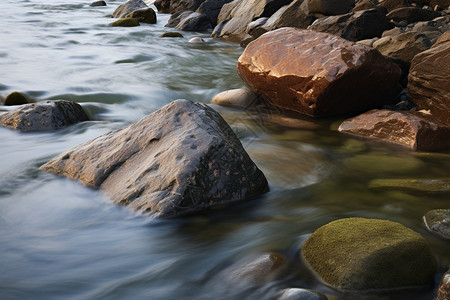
[1,1,449,300]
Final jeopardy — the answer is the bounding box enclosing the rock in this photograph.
[211,88,259,108]
[40,100,268,218]
[369,178,450,193]
[111,18,140,27]
[407,35,450,124]
[166,11,193,27]
[308,8,389,41]
[124,8,157,24]
[308,0,355,15]
[159,32,184,37]
[264,115,321,129]
[356,37,377,47]
[262,0,316,31]
[90,0,107,6]
[223,253,287,286]
[169,0,208,14]
[211,0,293,43]
[4,91,29,106]
[345,152,425,174]
[373,32,432,63]
[338,109,450,151]
[382,26,405,37]
[302,218,436,290]
[378,0,410,12]
[437,270,450,300]
[353,0,377,12]
[278,288,327,300]
[386,7,441,23]
[196,0,234,26]
[237,28,401,117]
[0,100,88,132]
[189,36,205,43]
[175,12,213,32]
[423,209,450,240]
[154,0,171,13]
[112,0,147,18]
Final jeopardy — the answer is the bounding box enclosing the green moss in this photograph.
[159,32,183,38]
[302,217,436,290]
[369,178,450,193]
[346,153,425,174]
[4,91,28,106]
[111,18,140,27]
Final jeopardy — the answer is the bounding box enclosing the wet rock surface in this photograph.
[423,209,450,240]
[302,217,437,290]
[237,28,401,117]
[111,17,140,27]
[369,178,450,193]
[437,270,450,300]
[278,288,328,300]
[40,100,268,218]
[112,0,147,18]
[408,32,450,124]
[211,88,259,108]
[90,1,107,6]
[0,100,88,132]
[124,8,157,24]
[338,109,450,151]
[308,0,355,15]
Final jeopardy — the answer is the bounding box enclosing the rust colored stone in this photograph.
[408,38,450,125]
[237,28,401,117]
[338,109,450,151]
[437,270,450,300]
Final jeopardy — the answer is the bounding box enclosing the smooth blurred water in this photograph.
[1,1,449,300]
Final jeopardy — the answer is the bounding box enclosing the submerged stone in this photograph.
[302,217,436,290]
[369,178,450,193]
[423,209,450,240]
[0,100,88,132]
[111,18,140,27]
[40,100,268,218]
[160,32,184,37]
[4,91,29,106]
[211,88,259,108]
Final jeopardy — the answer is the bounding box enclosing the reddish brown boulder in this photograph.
[338,109,450,151]
[237,28,402,117]
[408,36,450,124]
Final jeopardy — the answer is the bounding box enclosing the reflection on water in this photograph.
[1,1,450,300]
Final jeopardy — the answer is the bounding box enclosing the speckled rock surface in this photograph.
[237,28,401,117]
[302,217,436,290]
[0,100,88,132]
[338,109,450,151]
[423,209,450,240]
[40,100,268,218]
[437,270,450,300]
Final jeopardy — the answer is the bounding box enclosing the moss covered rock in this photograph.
[124,8,156,24]
[423,209,450,240]
[369,178,450,193]
[159,32,184,37]
[111,18,140,27]
[302,218,436,290]
[4,91,29,106]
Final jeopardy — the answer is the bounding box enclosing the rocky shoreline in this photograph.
[1,0,450,299]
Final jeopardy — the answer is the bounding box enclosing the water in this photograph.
[1,1,449,299]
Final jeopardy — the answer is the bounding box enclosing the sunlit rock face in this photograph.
[237,28,401,117]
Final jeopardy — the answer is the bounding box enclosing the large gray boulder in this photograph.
[211,0,293,43]
[308,8,389,41]
[40,100,268,218]
[0,100,88,132]
[112,0,148,18]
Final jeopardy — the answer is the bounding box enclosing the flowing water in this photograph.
[1,1,449,299]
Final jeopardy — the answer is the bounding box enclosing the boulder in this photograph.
[211,88,259,108]
[111,18,140,27]
[124,8,157,24]
[302,218,437,290]
[169,0,208,14]
[278,288,327,300]
[0,100,88,132]
[338,109,450,151]
[4,91,29,106]
[90,1,107,6]
[407,35,450,124]
[437,270,450,300]
[154,0,171,13]
[166,11,193,27]
[237,28,402,117]
[386,7,441,23]
[211,0,293,43]
[262,0,316,33]
[373,32,432,62]
[196,0,234,26]
[308,8,389,41]
[378,0,410,12]
[112,0,147,18]
[40,100,268,218]
[308,0,355,15]
[352,0,377,11]
[423,209,450,240]
[175,12,213,31]
[369,178,450,193]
